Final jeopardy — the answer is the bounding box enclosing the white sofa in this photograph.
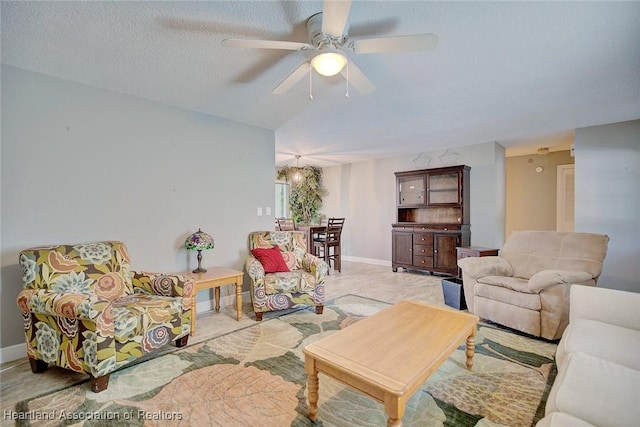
[537,285,640,427]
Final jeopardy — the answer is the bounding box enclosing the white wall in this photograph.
[1,66,276,352]
[321,142,506,264]
[574,120,640,292]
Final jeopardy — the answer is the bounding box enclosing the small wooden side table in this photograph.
[178,267,244,336]
[456,246,499,278]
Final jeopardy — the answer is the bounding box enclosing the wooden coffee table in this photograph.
[303,300,478,427]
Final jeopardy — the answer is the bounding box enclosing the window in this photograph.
[275,182,290,218]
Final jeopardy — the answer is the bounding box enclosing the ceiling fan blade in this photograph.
[351,33,439,54]
[272,62,310,94]
[322,0,352,38]
[222,38,312,51]
[340,62,376,95]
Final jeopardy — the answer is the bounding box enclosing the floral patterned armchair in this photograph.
[245,231,328,321]
[16,241,193,392]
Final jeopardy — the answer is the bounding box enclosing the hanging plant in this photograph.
[277,165,328,225]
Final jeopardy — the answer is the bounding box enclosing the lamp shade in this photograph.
[184,229,215,251]
[311,51,347,77]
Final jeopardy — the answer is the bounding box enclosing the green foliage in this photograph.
[277,166,328,224]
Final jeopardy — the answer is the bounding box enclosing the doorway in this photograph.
[505,150,574,238]
[556,164,575,232]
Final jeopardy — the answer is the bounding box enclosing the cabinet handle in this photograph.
[444,227,448,231]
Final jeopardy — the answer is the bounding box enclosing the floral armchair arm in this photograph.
[245,256,265,287]
[17,288,111,320]
[131,271,194,300]
[301,253,329,283]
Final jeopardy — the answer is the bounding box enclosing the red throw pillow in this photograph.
[251,246,290,273]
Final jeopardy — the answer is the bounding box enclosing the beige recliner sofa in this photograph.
[457,231,609,340]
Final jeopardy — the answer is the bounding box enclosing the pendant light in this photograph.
[293,155,302,182]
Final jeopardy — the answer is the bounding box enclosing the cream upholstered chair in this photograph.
[245,231,328,321]
[457,231,609,340]
[16,241,193,392]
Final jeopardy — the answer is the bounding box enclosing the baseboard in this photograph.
[0,292,252,364]
[1,343,26,364]
[342,255,391,267]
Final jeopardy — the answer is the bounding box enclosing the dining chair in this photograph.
[310,217,328,241]
[313,217,345,273]
[276,217,295,231]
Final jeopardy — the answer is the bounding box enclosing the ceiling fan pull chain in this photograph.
[309,62,314,100]
[345,60,350,99]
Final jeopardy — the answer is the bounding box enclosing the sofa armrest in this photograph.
[16,288,110,320]
[570,285,640,330]
[457,256,513,279]
[131,271,194,299]
[528,269,594,293]
[301,253,328,282]
[245,256,265,282]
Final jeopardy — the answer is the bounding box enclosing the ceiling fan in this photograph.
[222,0,438,95]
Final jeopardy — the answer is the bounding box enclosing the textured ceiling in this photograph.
[2,1,639,167]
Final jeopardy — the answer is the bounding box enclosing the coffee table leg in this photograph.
[465,326,476,371]
[384,398,404,427]
[305,356,319,421]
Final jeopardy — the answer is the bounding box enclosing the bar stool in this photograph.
[313,218,345,273]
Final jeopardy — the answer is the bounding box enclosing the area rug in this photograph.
[14,295,557,427]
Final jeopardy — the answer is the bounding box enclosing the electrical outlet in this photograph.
[265,206,271,215]
[257,207,263,216]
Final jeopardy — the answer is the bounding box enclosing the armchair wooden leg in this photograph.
[89,374,110,393]
[28,357,48,373]
[255,312,263,321]
[175,335,189,347]
[316,305,324,315]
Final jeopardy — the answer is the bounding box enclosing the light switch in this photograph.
[257,207,263,216]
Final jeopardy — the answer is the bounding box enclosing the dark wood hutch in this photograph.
[392,165,470,276]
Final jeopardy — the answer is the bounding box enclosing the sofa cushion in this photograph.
[478,275,534,293]
[556,319,640,370]
[251,247,290,273]
[280,250,299,271]
[546,352,640,427]
[536,412,596,427]
[476,281,541,310]
[113,294,183,343]
[263,271,316,295]
[500,231,609,280]
[19,241,133,299]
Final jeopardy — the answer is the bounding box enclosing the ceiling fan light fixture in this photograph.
[311,51,347,76]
